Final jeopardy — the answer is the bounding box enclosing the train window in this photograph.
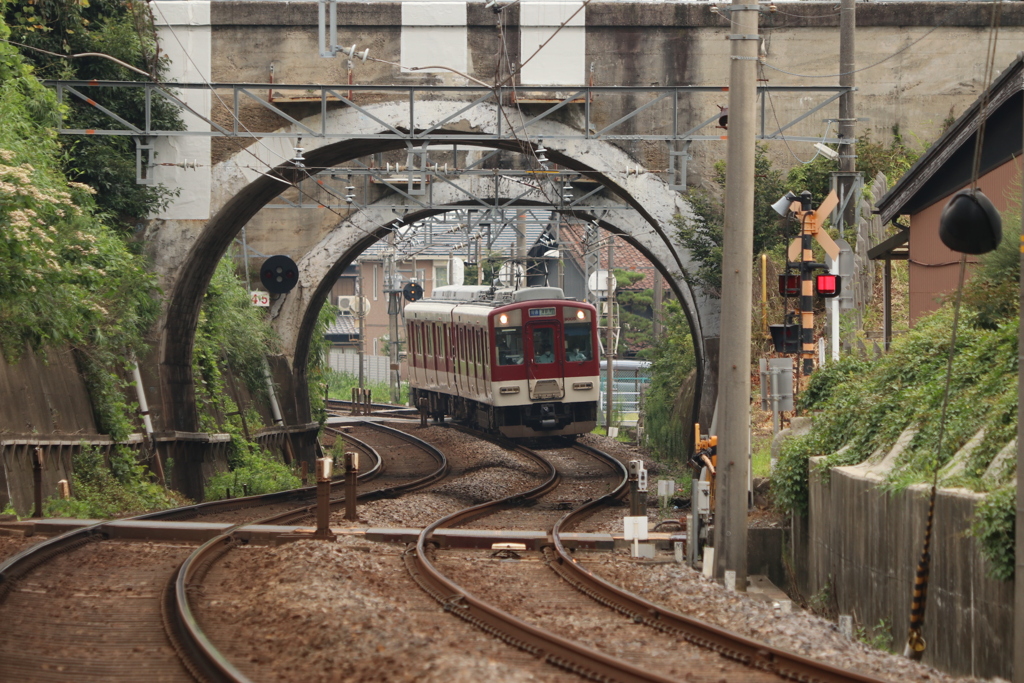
[532,327,555,364]
[565,323,593,362]
[428,323,435,356]
[495,327,523,366]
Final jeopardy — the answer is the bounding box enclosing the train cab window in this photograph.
[565,323,593,362]
[495,327,524,366]
[532,327,556,364]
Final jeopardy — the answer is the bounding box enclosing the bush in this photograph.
[770,434,814,515]
[969,486,1016,581]
[642,300,696,460]
[203,437,301,500]
[46,445,186,518]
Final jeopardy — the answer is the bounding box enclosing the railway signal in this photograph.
[770,190,842,373]
[402,281,423,302]
[259,255,299,294]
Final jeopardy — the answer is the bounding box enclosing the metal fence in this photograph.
[328,350,391,384]
[598,360,651,427]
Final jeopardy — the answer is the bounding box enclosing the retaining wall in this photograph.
[803,460,1013,679]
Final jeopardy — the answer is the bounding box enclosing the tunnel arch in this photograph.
[156,100,719,433]
[272,175,708,424]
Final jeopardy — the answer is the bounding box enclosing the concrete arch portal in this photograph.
[156,99,720,442]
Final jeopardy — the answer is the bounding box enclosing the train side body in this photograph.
[406,286,599,437]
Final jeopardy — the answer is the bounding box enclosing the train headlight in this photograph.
[576,310,585,320]
[499,314,508,325]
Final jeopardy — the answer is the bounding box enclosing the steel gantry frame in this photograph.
[45,80,854,186]
[46,81,853,143]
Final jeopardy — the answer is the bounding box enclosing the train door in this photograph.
[525,322,565,400]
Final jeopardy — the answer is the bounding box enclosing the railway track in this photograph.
[1,422,889,683]
[166,422,451,682]
[0,421,446,682]
[405,432,887,683]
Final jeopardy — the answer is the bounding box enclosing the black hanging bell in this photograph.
[938,188,1002,255]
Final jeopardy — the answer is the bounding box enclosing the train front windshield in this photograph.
[496,327,524,366]
[564,323,593,362]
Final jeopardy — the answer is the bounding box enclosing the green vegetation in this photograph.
[46,445,186,518]
[969,486,1016,581]
[4,0,182,228]
[325,369,410,406]
[192,256,278,432]
[676,145,788,296]
[306,302,336,425]
[771,210,1019,580]
[0,13,159,439]
[614,269,655,356]
[641,300,696,461]
[856,618,893,652]
[677,132,922,299]
[203,437,301,501]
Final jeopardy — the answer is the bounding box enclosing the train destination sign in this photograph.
[528,307,556,318]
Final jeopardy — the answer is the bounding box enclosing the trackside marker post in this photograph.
[344,451,359,522]
[314,457,335,540]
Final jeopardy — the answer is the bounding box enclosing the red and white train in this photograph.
[405,285,600,438]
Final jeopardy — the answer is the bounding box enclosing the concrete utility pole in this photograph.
[357,267,365,391]
[1015,101,1024,683]
[714,0,759,590]
[386,232,401,404]
[838,0,857,231]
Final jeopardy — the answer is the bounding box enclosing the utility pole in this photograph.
[714,0,759,590]
[1015,97,1024,683]
[652,269,663,338]
[838,0,857,232]
[357,266,365,391]
[605,238,616,434]
[386,232,401,404]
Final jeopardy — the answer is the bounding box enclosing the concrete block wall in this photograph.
[804,461,1013,679]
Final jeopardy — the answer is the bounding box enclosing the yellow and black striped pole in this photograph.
[904,483,937,659]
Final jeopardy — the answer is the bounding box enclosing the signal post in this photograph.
[779,191,841,374]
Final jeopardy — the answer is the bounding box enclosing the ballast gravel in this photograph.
[580,552,992,683]
[195,537,566,683]
[330,425,547,529]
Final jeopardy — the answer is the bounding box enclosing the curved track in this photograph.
[407,433,887,683]
[166,422,450,682]
[0,422,444,683]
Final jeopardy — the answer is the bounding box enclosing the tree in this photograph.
[675,144,788,295]
[5,0,182,228]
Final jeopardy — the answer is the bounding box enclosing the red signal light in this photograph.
[778,274,801,297]
[815,274,841,298]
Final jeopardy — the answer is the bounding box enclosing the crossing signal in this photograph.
[815,274,841,298]
[259,255,298,294]
[778,273,800,297]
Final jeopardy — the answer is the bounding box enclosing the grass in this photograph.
[325,369,409,405]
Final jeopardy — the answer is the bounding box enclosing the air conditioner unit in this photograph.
[337,295,354,313]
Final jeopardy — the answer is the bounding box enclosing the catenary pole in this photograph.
[714,0,758,589]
